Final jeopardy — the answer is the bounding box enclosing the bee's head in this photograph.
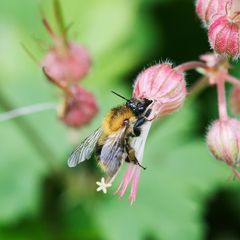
[111,91,152,116]
[126,98,152,116]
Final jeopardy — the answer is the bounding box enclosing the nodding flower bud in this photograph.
[208,1,240,58]
[59,85,98,128]
[230,86,240,115]
[133,63,186,119]
[196,0,229,25]
[42,42,91,83]
[207,118,240,167]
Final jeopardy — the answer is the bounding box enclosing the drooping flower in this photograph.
[207,118,240,176]
[38,0,97,129]
[208,0,240,58]
[42,42,91,84]
[196,0,230,25]
[114,63,186,204]
[41,17,91,84]
[59,85,98,128]
[133,63,186,119]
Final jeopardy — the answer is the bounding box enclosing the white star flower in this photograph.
[96,177,112,194]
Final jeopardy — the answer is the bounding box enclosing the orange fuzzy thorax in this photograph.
[102,105,135,136]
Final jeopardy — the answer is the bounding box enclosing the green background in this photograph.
[0,0,240,239]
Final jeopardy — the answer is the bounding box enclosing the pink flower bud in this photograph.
[207,118,240,167]
[230,86,240,114]
[42,42,91,83]
[196,0,229,25]
[59,86,98,128]
[133,63,186,119]
[208,15,240,58]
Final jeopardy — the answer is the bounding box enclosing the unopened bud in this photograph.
[196,0,229,25]
[42,42,91,83]
[133,63,186,119]
[207,118,240,167]
[208,15,240,58]
[59,86,98,128]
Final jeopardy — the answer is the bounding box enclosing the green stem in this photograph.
[53,0,68,46]
[0,90,59,172]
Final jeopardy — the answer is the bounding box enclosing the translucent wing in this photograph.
[68,128,103,167]
[99,126,127,177]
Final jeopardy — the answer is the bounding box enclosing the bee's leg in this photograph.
[144,108,152,118]
[133,109,152,136]
[133,117,146,136]
[125,143,146,170]
[125,156,130,163]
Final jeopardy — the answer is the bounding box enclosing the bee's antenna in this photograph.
[111,91,129,101]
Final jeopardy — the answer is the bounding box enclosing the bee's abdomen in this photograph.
[102,105,134,135]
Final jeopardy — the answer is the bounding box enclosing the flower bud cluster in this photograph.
[41,7,97,128]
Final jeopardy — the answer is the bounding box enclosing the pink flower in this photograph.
[196,0,230,25]
[133,63,186,119]
[115,63,186,204]
[42,42,91,84]
[207,118,240,171]
[208,15,240,58]
[207,1,240,58]
[59,85,98,128]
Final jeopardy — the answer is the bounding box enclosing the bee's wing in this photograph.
[99,126,127,177]
[68,128,103,167]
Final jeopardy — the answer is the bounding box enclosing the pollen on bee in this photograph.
[102,106,135,135]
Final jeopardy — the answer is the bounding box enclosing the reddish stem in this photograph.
[42,18,56,38]
[174,61,206,72]
[42,67,73,97]
[224,74,240,86]
[217,77,228,120]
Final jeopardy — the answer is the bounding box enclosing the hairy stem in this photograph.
[174,61,206,72]
[217,77,228,120]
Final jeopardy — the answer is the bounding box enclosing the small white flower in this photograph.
[96,177,112,194]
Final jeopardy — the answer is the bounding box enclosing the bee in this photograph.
[68,91,152,179]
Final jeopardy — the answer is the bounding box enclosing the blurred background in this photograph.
[0,0,240,239]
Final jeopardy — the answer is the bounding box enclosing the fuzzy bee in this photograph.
[68,91,152,180]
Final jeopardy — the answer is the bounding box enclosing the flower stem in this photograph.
[217,77,228,120]
[224,74,240,86]
[0,102,57,122]
[42,18,56,38]
[53,0,68,48]
[0,90,59,171]
[174,61,206,72]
